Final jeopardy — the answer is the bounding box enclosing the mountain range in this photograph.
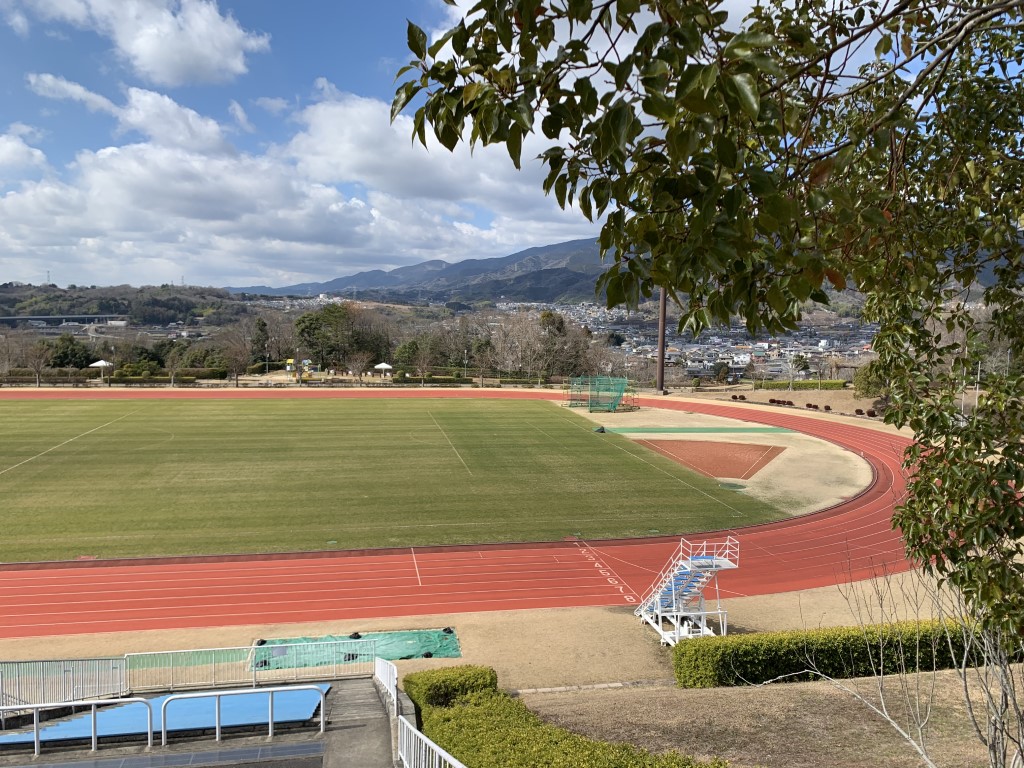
[226,239,609,303]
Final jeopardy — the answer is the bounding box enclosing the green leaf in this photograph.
[507,124,523,170]
[730,73,760,119]
[407,21,428,60]
[391,81,422,122]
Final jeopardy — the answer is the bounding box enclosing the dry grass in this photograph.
[521,669,987,768]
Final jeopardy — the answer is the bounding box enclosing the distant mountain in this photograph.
[226,239,608,303]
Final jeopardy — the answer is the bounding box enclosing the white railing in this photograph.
[126,639,376,692]
[160,684,326,746]
[374,658,398,714]
[682,536,740,568]
[635,536,739,613]
[1,641,375,708]
[398,715,468,768]
[0,659,127,711]
[0,698,153,757]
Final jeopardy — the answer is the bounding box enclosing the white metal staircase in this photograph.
[635,537,739,645]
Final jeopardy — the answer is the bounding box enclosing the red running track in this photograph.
[0,389,912,639]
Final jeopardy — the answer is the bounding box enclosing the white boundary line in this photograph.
[0,409,141,478]
[427,410,473,475]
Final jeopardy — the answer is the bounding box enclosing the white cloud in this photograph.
[17,0,270,86]
[254,96,289,115]
[118,87,229,152]
[27,72,116,113]
[28,74,230,153]
[1,74,598,287]
[228,99,253,132]
[0,129,47,172]
[5,8,29,35]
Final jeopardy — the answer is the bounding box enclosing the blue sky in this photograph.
[0,0,600,288]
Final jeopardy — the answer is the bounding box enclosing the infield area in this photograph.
[0,398,785,562]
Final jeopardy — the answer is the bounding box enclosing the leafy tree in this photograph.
[397,5,1024,763]
[396,0,1024,619]
[49,333,95,369]
[853,359,887,399]
[251,317,270,366]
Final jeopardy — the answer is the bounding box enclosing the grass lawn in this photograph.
[0,398,785,562]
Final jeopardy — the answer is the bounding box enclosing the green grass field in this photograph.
[0,398,786,562]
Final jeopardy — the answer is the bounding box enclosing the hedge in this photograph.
[403,666,726,768]
[109,376,197,386]
[673,620,974,688]
[753,379,847,390]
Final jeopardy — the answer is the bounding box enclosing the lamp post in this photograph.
[463,349,468,379]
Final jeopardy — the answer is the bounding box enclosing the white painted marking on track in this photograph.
[0,409,142,477]
[411,548,423,587]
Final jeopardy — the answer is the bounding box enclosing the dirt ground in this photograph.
[571,400,874,515]
[1,388,967,767]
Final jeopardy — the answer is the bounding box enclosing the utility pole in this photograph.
[656,287,667,394]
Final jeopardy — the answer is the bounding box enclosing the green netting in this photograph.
[567,377,588,407]
[588,376,628,412]
[252,630,462,670]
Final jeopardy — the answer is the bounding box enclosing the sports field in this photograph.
[0,398,785,562]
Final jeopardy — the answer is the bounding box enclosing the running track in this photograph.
[0,389,912,639]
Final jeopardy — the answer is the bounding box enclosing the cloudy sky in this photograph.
[0,0,602,289]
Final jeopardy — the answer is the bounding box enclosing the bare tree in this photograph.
[17,334,53,386]
[345,350,374,384]
[164,343,187,386]
[217,324,254,386]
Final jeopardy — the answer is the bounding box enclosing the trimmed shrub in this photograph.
[855,408,864,415]
[422,690,726,768]
[673,620,971,688]
[404,666,726,768]
[753,380,847,390]
[404,665,497,709]
[824,405,831,412]
[866,409,877,417]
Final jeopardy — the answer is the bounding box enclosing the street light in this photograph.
[463,349,468,379]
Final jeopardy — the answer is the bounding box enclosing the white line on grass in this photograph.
[428,411,473,475]
[0,409,141,478]
[558,416,746,517]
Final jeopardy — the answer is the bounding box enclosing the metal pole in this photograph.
[91,703,98,751]
[268,691,275,739]
[33,708,40,757]
[215,695,222,741]
[656,287,667,394]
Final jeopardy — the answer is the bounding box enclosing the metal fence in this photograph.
[0,658,126,709]
[0,640,375,707]
[125,639,377,693]
[374,658,397,715]
[398,715,467,768]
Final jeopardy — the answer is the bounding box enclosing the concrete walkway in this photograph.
[323,678,394,768]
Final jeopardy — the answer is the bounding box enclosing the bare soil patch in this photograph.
[574,403,874,515]
[639,439,786,480]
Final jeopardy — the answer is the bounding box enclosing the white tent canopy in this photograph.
[373,363,393,370]
[88,360,113,368]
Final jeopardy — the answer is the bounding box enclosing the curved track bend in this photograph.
[0,390,912,638]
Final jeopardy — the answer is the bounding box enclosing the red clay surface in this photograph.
[637,439,785,480]
[0,389,912,639]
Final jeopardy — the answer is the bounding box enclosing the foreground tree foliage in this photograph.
[396,1,1024,763]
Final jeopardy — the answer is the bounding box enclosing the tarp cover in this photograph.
[253,629,461,670]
